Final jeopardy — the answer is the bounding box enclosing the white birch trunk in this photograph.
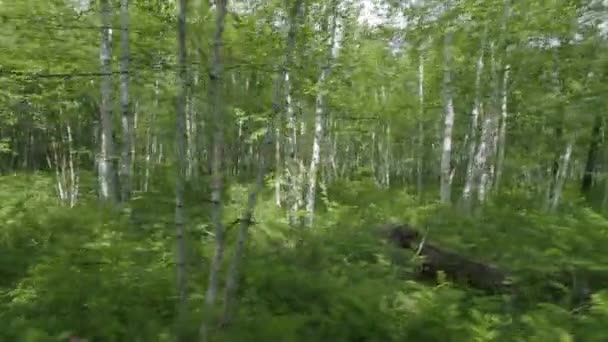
[66,123,79,207]
[474,106,500,204]
[274,125,282,206]
[119,0,133,203]
[494,64,510,190]
[383,124,391,187]
[440,30,455,204]
[549,137,574,212]
[305,3,341,227]
[98,0,119,203]
[143,77,159,192]
[478,43,502,200]
[282,0,304,225]
[462,36,486,205]
[416,52,425,199]
[51,139,67,202]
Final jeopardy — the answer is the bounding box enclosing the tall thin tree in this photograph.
[440,28,456,204]
[98,0,119,203]
[119,0,134,202]
[305,1,340,227]
[174,0,189,336]
[201,0,229,340]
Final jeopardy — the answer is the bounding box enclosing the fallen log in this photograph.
[378,222,603,310]
[378,223,512,294]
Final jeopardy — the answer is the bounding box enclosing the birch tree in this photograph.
[201,0,229,339]
[548,135,575,212]
[174,0,188,335]
[98,0,119,203]
[281,0,305,226]
[305,1,340,227]
[476,42,502,203]
[119,0,134,203]
[494,64,510,190]
[439,28,456,204]
[416,50,425,200]
[462,30,486,208]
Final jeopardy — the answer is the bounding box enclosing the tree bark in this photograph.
[98,0,119,203]
[440,29,455,204]
[305,1,340,227]
[462,33,486,207]
[201,0,229,340]
[119,0,134,203]
[416,51,425,200]
[174,0,189,337]
[494,64,510,191]
[549,136,575,212]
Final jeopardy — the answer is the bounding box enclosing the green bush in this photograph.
[2,176,608,341]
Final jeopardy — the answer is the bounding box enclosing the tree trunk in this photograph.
[477,42,501,202]
[494,64,510,191]
[281,0,305,226]
[416,51,425,200]
[119,0,134,203]
[220,127,273,327]
[305,2,340,227]
[440,30,455,204]
[549,137,575,212]
[144,76,160,192]
[383,124,391,188]
[98,0,119,203]
[201,0,229,340]
[174,0,189,337]
[66,123,79,207]
[462,34,486,207]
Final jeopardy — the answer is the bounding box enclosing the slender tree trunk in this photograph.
[494,64,510,191]
[383,124,391,187]
[144,77,160,192]
[174,0,189,337]
[549,136,575,212]
[98,0,119,203]
[440,30,455,204]
[416,51,425,200]
[281,0,304,226]
[194,40,212,177]
[371,130,376,179]
[186,72,200,180]
[51,137,66,203]
[330,119,339,182]
[66,123,79,207]
[462,35,486,207]
[220,129,273,327]
[305,3,339,227]
[201,1,229,340]
[475,107,500,204]
[274,125,282,206]
[477,42,501,202]
[119,0,133,203]
[546,47,565,208]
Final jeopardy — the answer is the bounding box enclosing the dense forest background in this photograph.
[1,0,608,340]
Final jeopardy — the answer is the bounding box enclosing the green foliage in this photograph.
[2,0,608,340]
[1,176,608,340]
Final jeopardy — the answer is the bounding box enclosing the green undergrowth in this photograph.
[1,174,608,341]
